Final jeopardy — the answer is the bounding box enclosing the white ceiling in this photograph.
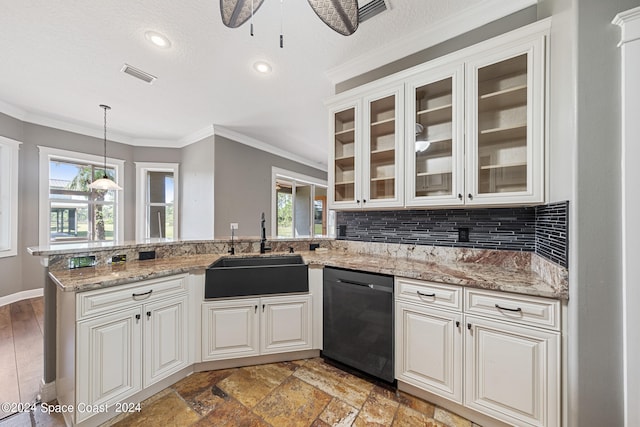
[0,0,534,169]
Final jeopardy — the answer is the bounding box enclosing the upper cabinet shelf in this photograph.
[327,20,549,210]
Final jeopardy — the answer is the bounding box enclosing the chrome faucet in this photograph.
[260,212,271,254]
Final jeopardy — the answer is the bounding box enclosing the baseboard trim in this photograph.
[0,288,43,307]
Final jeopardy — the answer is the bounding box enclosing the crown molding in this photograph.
[178,124,215,147]
[613,6,640,46]
[325,0,537,85]
[213,125,327,172]
[1,99,325,169]
[0,99,27,121]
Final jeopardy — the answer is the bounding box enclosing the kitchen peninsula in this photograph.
[30,237,567,427]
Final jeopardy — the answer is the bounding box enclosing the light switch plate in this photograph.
[230,223,239,230]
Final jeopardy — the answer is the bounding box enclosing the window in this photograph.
[271,167,329,238]
[0,136,20,257]
[136,163,178,241]
[39,147,124,245]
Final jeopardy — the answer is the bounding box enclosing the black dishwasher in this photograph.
[322,266,394,383]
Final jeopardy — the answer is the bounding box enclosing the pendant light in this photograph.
[88,104,122,191]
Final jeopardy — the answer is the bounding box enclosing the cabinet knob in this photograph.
[467,323,472,330]
[135,314,141,321]
[146,311,151,318]
[458,193,463,200]
[362,199,367,204]
[455,321,460,328]
[262,304,265,312]
[254,305,258,313]
[356,199,360,204]
[468,194,473,200]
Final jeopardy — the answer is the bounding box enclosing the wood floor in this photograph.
[0,297,44,420]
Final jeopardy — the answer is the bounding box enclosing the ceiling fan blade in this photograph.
[307,0,359,36]
[220,0,266,28]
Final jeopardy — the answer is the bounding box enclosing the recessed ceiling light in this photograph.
[253,61,272,74]
[145,31,171,48]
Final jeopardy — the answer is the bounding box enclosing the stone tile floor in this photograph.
[0,358,478,427]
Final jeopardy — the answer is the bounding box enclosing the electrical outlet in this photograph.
[230,223,239,230]
[111,254,127,264]
[458,227,470,242]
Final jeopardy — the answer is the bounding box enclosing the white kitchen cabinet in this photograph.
[329,100,361,209]
[202,294,312,361]
[76,307,142,423]
[261,294,312,354]
[328,20,549,209]
[465,315,559,427]
[201,298,260,360]
[143,295,189,387]
[395,277,560,427]
[465,35,546,205]
[396,300,463,403]
[73,274,190,424]
[405,63,465,206]
[328,84,404,209]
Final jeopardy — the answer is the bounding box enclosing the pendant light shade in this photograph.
[307,0,359,36]
[88,104,122,191]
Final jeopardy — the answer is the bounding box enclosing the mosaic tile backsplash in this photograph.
[336,201,569,267]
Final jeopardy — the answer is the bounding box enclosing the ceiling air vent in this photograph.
[120,64,157,84]
[358,0,387,23]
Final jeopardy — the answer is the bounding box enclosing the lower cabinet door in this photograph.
[396,301,463,403]
[202,298,260,361]
[143,295,189,387]
[76,307,142,423]
[260,294,312,354]
[464,315,560,427]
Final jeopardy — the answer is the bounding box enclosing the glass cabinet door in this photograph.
[364,87,403,207]
[405,65,464,206]
[476,54,529,194]
[466,36,545,205]
[331,105,358,207]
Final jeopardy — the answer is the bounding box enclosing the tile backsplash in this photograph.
[336,201,569,267]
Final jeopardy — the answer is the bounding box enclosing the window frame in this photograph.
[0,136,21,257]
[38,146,125,246]
[135,162,179,241]
[270,167,329,238]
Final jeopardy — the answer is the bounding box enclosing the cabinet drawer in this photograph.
[464,288,560,331]
[77,274,188,320]
[395,278,462,311]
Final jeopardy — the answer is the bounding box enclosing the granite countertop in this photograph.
[48,249,568,300]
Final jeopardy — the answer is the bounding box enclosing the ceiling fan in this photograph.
[220,0,359,47]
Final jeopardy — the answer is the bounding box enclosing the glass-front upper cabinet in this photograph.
[405,64,464,206]
[329,101,360,209]
[362,86,404,208]
[465,37,545,205]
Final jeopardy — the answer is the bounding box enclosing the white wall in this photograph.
[180,136,215,239]
[614,6,640,426]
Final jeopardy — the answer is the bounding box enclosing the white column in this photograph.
[613,7,640,427]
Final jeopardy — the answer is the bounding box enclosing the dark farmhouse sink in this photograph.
[205,255,308,299]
